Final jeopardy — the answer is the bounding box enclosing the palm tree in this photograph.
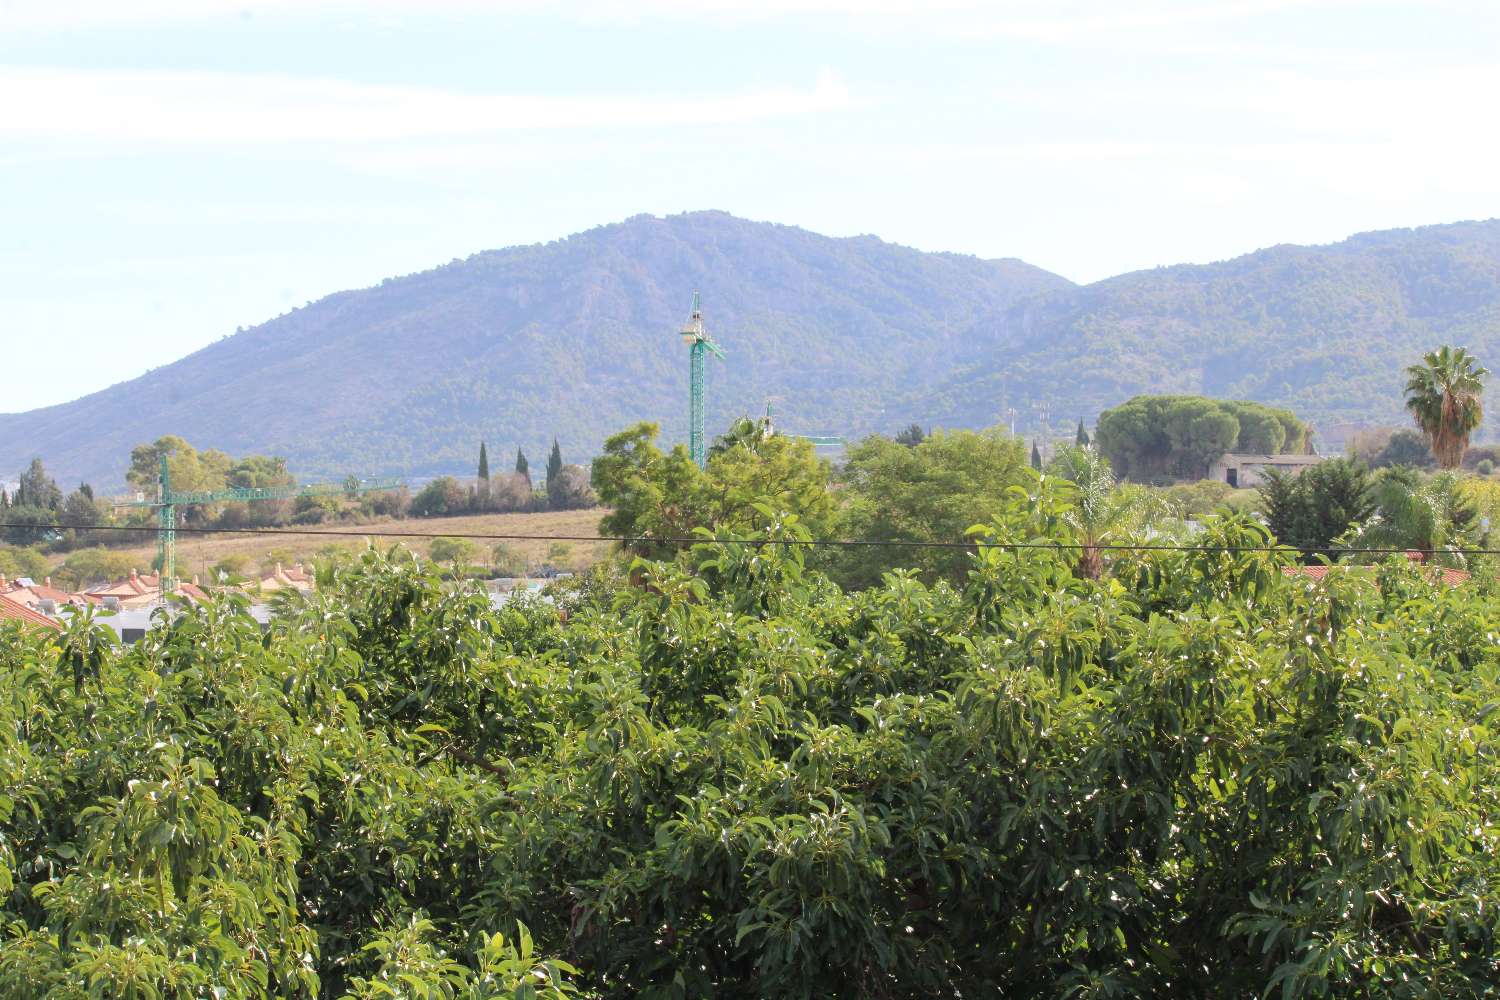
[1050,445,1175,579]
[1404,346,1488,469]
[1339,467,1479,566]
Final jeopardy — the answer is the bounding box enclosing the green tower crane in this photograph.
[678,291,725,467]
[118,454,401,595]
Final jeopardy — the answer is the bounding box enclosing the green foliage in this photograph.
[824,427,1028,589]
[59,487,106,546]
[1351,427,1438,470]
[545,466,594,512]
[1257,458,1376,557]
[477,443,490,482]
[293,493,343,525]
[545,441,562,489]
[0,544,49,581]
[0,506,57,547]
[3,502,1500,996]
[430,537,478,566]
[893,423,926,447]
[1404,344,1489,469]
[490,544,526,577]
[1048,445,1176,578]
[412,478,468,518]
[56,548,137,589]
[14,458,63,512]
[211,553,252,582]
[127,436,231,495]
[1156,478,1258,518]
[1096,395,1309,481]
[1342,468,1482,565]
[227,454,295,490]
[592,421,832,559]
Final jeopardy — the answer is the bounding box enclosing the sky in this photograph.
[2,0,1498,412]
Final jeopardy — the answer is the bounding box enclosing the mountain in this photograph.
[6,212,1500,490]
[0,211,1070,489]
[906,220,1500,445]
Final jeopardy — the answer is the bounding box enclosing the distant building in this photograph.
[257,562,314,593]
[84,569,209,608]
[1208,452,1324,489]
[1,575,87,615]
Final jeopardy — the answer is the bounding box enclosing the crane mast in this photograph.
[678,291,725,467]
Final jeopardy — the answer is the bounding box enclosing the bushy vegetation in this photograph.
[5,491,1500,996]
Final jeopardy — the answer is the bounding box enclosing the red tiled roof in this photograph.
[4,583,85,609]
[0,593,62,631]
[1283,564,1470,586]
[30,583,81,604]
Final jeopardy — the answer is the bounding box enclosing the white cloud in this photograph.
[0,66,851,142]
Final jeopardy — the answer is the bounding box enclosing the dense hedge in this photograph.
[3,507,1500,996]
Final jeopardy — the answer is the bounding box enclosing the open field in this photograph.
[52,508,613,581]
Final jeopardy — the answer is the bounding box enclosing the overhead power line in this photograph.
[1,521,1497,557]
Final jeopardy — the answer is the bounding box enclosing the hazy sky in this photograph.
[3,0,1498,412]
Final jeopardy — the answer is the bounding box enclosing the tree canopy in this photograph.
[591,420,833,559]
[1095,395,1309,481]
[820,427,1029,589]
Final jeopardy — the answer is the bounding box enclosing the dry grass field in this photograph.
[53,508,614,582]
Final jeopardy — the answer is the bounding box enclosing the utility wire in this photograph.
[1,521,1495,557]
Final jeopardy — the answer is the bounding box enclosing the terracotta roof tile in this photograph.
[0,593,62,631]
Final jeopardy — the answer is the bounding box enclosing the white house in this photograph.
[1208,452,1323,488]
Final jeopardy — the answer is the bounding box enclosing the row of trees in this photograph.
[0,459,109,549]
[1093,394,1309,481]
[2,433,602,565]
[591,342,1493,584]
[592,419,1181,588]
[410,440,596,518]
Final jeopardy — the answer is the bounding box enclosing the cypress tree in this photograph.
[515,448,530,484]
[1076,419,1090,447]
[1031,441,1042,470]
[477,442,490,480]
[546,439,563,486]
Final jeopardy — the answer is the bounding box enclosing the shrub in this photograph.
[430,536,478,566]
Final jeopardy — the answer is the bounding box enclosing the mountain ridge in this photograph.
[5,211,1499,489]
[1,211,1070,488]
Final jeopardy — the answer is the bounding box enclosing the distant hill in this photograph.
[0,211,1069,489]
[906,220,1500,446]
[4,213,1500,489]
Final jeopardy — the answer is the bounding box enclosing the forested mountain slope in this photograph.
[0,211,1068,488]
[909,220,1500,442]
[5,214,1500,488]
